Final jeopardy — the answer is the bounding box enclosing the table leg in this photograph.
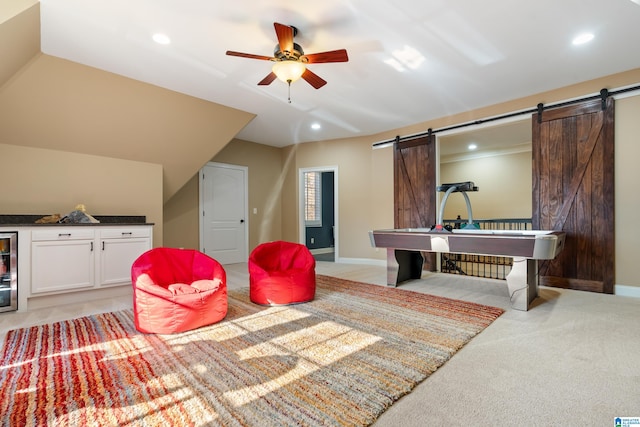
[387,249,423,287]
[506,257,538,311]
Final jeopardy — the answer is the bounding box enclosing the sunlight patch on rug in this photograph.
[227,319,382,406]
[0,275,503,426]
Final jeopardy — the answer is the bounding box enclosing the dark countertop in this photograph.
[0,215,153,227]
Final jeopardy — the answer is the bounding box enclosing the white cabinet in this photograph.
[98,227,152,287]
[31,228,95,294]
[30,225,152,296]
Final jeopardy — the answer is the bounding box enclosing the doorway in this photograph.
[199,162,248,264]
[299,166,338,262]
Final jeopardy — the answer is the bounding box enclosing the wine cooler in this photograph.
[0,232,17,312]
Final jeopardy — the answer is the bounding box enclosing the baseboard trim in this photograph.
[614,284,640,298]
[328,262,640,297]
[309,247,334,255]
[336,257,386,267]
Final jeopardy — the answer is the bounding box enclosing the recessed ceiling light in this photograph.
[468,143,477,151]
[152,33,171,45]
[572,33,594,45]
[311,123,321,130]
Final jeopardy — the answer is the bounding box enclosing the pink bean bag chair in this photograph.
[248,241,316,305]
[131,247,227,334]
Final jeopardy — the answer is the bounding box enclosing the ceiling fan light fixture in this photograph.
[272,60,306,83]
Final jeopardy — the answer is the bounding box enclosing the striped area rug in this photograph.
[0,275,503,426]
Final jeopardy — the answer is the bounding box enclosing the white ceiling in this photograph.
[39,0,640,149]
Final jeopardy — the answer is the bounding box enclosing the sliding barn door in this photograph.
[394,135,437,271]
[532,97,615,293]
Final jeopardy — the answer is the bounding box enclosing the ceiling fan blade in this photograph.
[301,69,327,89]
[274,22,294,53]
[258,72,278,86]
[302,49,349,63]
[226,50,274,61]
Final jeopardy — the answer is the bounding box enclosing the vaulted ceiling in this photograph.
[36,0,640,148]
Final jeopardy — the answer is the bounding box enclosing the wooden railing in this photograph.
[439,218,533,280]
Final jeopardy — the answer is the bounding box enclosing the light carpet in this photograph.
[0,275,503,426]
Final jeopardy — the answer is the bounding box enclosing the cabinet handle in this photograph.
[102,241,105,251]
[90,242,94,252]
[58,233,71,237]
[121,232,133,236]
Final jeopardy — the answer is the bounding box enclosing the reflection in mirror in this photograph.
[437,119,532,226]
[436,119,533,279]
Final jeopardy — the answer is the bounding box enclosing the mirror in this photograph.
[437,119,533,223]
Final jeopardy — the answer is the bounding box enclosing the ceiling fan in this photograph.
[226,22,349,92]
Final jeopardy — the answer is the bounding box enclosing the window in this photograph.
[304,171,322,227]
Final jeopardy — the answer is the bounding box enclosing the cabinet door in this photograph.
[99,238,151,287]
[31,240,94,294]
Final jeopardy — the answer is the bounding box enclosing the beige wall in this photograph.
[0,143,163,244]
[164,139,284,252]
[165,137,382,254]
[0,51,252,247]
[0,54,254,203]
[614,95,640,288]
[213,139,284,252]
[1,5,255,205]
[0,0,38,24]
[0,3,39,88]
[8,77,633,286]
[1,5,255,249]
[2,2,640,288]
[280,145,299,244]
[275,70,640,290]
[440,150,532,220]
[288,136,393,261]
[163,174,200,249]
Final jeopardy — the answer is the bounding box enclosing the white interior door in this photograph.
[199,162,248,264]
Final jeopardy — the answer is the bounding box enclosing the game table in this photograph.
[369,228,566,311]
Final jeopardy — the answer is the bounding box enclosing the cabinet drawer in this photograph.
[100,227,151,239]
[31,228,95,241]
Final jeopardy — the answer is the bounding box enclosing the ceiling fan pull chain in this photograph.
[287,80,292,103]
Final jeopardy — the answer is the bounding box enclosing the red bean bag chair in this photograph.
[248,240,316,305]
[131,247,227,334]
